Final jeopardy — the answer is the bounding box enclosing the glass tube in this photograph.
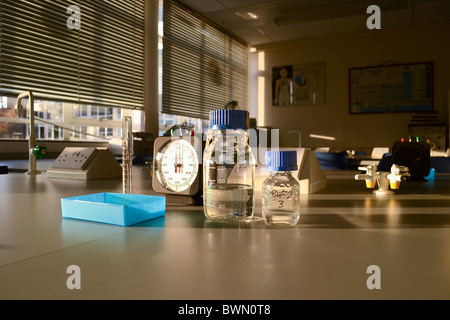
[122,116,133,194]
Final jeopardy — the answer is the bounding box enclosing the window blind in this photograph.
[0,0,145,110]
[163,0,248,120]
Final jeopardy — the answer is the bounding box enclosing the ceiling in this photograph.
[180,0,450,45]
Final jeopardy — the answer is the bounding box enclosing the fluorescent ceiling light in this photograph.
[235,11,258,20]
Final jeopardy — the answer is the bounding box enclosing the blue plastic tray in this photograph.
[61,193,166,226]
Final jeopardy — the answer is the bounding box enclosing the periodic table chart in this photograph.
[349,62,433,114]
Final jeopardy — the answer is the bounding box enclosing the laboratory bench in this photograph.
[0,159,449,300]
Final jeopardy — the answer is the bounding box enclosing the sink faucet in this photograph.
[15,91,47,175]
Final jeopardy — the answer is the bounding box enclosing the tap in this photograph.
[15,91,47,175]
[387,164,410,190]
[355,163,410,195]
[355,163,378,188]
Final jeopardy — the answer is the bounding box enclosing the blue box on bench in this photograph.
[61,193,166,226]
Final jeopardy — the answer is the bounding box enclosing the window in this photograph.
[162,0,248,120]
[0,95,139,141]
[0,0,145,142]
[158,112,208,137]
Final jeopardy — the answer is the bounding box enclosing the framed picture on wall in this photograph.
[272,62,325,106]
[272,65,293,106]
[349,62,433,114]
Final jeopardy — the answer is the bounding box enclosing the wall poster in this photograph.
[349,62,433,114]
[272,62,325,106]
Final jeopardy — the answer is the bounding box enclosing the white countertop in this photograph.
[0,160,449,300]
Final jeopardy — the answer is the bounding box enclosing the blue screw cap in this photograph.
[266,150,298,171]
[209,109,248,130]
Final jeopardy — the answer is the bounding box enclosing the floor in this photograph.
[0,159,449,300]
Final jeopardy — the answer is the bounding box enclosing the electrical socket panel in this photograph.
[47,147,122,180]
[50,147,97,170]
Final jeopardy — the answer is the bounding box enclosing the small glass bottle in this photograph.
[262,150,300,228]
[203,109,255,222]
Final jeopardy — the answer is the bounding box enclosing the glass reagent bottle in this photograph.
[203,109,255,222]
[262,150,300,227]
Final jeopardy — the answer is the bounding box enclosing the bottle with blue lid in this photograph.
[203,109,255,222]
[262,150,300,227]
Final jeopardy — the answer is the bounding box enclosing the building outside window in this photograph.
[0,95,141,142]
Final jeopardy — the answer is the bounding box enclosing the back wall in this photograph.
[254,21,450,152]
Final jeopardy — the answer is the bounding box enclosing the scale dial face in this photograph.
[154,138,199,193]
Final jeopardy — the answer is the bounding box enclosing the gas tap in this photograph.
[387,164,410,190]
[355,163,378,189]
[355,163,410,195]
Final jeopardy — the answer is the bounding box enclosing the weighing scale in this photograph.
[152,135,202,205]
